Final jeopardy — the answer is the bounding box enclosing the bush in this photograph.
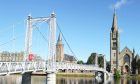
[114,69,121,78]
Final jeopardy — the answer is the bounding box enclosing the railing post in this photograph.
[7,62,11,75]
[22,61,25,73]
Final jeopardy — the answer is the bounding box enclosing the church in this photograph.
[56,33,77,63]
[110,12,135,74]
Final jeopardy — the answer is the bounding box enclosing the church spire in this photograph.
[57,32,63,44]
[111,9,118,32]
[58,32,62,41]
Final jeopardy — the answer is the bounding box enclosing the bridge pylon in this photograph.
[24,12,56,72]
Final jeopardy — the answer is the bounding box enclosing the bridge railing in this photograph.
[0,61,109,76]
[0,61,46,75]
[56,62,98,70]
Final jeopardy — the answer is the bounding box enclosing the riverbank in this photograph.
[121,74,140,80]
[57,73,95,77]
[126,74,140,80]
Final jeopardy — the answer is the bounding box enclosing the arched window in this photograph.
[124,54,130,64]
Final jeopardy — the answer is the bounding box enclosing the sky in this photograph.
[0,0,140,62]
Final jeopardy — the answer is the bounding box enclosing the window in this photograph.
[124,55,130,64]
[114,53,116,57]
[113,42,117,47]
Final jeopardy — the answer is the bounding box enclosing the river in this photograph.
[0,75,139,84]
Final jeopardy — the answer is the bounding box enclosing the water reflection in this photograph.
[56,77,96,84]
[109,78,140,84]
[0,75,22,84]
[0,75,140,84]
[31,76,46,84]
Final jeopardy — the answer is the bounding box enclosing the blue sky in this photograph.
[0,0,139,62]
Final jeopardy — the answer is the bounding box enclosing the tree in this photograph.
[77,60,84,64]
[136,59,140,74]
[86,53,96,64]
[114,69,121,78]
[98,56,104,68]
[131,57,140,74]
[131,58,136,74]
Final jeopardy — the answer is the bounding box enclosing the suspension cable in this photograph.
[0,19,26,36]
[0,35,21,47]
[56,23,78,61]
[34,25,48,43]
[0,18,26,47]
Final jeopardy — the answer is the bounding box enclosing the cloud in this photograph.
[114,0,129,9]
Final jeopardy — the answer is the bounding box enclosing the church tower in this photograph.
[110,11,120,73]
[56,33,64,62]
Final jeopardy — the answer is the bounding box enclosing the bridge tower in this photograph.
[25,12,56,72]
[95,54,98,67]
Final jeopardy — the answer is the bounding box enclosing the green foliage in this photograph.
[86,53,96,64]
[86,53,104,68]
[77,60,84,64]
[98,56,104,68]
[86,53,105,68]
[114,77,120,84]
[136,59,140,74]
[131,58,140,74]
[114,69,121,78]
[131,58,136,74]
[136,59,140,68]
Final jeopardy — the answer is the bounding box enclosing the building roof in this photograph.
[64,54,77,62]
[120,46,133,54]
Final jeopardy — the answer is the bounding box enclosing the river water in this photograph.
[0,75,139,84]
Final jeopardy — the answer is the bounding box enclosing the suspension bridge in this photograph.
[0,12,112,83]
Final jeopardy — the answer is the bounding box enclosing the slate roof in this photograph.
[64,54,77,62]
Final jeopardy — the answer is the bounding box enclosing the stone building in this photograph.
[110,12,135,74]
[63,54,77,63]
[0,51,43,62]
[56,33,64,62]
[0,51,24,62]
[56,33,77,63]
